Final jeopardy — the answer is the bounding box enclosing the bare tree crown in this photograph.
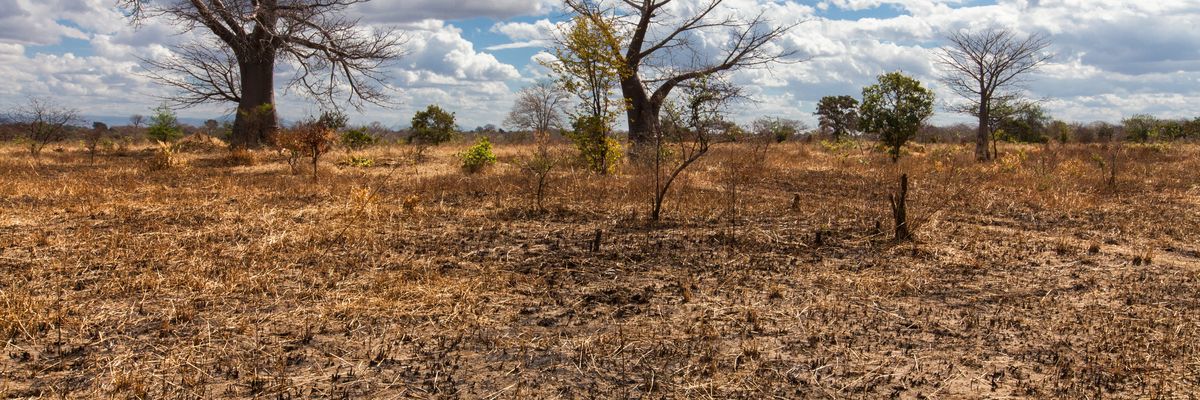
[119,0,407,110]
[936,28,1051,160]
[937,28,1052,111]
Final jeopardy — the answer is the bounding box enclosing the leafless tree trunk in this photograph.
[890,174,910,241]
[936,29,1051,161]
[120,0,406,149]
[564,0,797,155]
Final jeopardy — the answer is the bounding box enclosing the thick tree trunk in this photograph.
[975,104,990,161]
[622,75,659,161]
[231,58,277,149]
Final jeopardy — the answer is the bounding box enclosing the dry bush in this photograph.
[223,148,259,166]
[270,119,337,179]
[145,140,184,171]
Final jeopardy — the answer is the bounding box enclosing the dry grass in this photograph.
[1,140,1198,398]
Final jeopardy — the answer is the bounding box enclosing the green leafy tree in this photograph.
[147,105,184,142]
[814,95,860,140]
[340,128,379,151]
[994,101,1050,144]
[409,105,457,145]
[1122,114,1158,142]
[859,72,935,162]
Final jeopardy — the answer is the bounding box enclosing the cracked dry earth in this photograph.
[1,142,1198,398]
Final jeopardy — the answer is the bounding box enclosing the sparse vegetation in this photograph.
[1,139,1199,398]
[85,122,108,163]
[3,5,1199,400]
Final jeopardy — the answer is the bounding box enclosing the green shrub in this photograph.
[459,137,497,174]
[344,155,375,167]
[340,128,379,151]
[567,115,623,174]
[147,105,184,142]
[409,105,457,145]
[818,138,856,155]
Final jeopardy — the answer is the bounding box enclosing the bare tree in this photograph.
[936,28,1051,161]
[119,0,407,149]
[563,0,798,154]
[504,80,569,140]
[129,114,145,129]
[6,98,81,158]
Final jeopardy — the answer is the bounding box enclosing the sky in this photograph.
[0,0,1198,129]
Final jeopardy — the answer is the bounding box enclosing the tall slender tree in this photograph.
[118,0,406,149]
[936,28,1051,161]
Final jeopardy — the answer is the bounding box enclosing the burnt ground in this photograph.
[1,142,1198,398]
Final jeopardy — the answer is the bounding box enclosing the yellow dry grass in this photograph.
[0,140,1198,398]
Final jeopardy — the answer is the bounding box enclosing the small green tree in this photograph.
[994,100,1050,144]
[340,128,379,151]
[147,105,184,142]
[859,72,935,162]
[567,115,623,174]
[815,95,860,140]
[409,105,457,145]
[1122,114,1158,142]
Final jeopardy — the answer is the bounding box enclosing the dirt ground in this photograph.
[1,140,1198,399]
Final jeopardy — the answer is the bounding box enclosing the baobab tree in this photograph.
[118,0,406,149]
[936,28,1051,161]
[563,0,797,156]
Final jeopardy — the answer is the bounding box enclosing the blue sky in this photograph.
[2,0,1198,129]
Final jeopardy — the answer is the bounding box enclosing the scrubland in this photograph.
[1,140,1198,398]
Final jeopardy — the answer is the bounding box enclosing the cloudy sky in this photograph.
[0,0,1197,129]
